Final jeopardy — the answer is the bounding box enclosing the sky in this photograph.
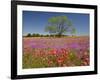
[22,11,89,36]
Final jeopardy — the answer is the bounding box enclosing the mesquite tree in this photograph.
[45,16,76,37]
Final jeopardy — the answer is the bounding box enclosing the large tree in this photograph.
[45,15,75,37]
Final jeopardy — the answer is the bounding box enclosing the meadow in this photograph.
[23,36,90,69]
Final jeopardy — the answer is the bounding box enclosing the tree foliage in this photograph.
[71,28,76,36]
[45,15,76,37]
[26,33,31,37]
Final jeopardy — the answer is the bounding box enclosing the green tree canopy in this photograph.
[26,33,31,37]
[45,15,76,37]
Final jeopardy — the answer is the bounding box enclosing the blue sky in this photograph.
[22,11,89,36]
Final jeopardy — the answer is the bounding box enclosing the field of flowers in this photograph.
[23,36,90,69]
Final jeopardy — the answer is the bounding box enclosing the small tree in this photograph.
[35,33,40,37]
[32,33,36,37]
[45,34,49,37]
[26,33,31,37]
[40,34,44,37]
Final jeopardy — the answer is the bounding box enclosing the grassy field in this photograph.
[23,36,90,69]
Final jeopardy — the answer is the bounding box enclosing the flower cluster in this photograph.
[23,37,89,68]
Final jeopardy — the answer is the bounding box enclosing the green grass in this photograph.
[23,51,83,69]
[23,53,49,69]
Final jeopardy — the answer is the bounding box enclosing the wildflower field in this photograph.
[23,36,90,69]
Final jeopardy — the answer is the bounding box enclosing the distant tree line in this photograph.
[24,33,69,37]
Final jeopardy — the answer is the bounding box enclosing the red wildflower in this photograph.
[62,64,66,67]
[48,60,53,66]
[56,57,64,64]
[83,61,88,65]
[61,48,66,54]
[50,49,57,55]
